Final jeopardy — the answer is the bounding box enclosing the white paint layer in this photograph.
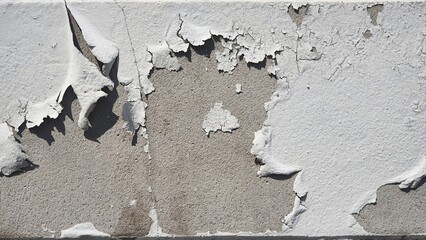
[0,123,29,176]
[60,222,110,238]
[251,3,426,235]
[0,1,112,132]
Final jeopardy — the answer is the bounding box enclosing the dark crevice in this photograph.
[268,173,297,181]
[131,128,139,146]
[247,58,267,70]
[175,49,192,62]
[192,38,215,57]
[65,3,104,71]
[4,161,39,177]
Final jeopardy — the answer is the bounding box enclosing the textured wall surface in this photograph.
[0,0,425,238]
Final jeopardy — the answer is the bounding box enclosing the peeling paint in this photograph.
[1,0,426,237]
[235,83,242,94]
[251,2,426,235]
[202,103,240,136]
[60,222,110,238]
[0,123,29,176]
[0,1,112,133]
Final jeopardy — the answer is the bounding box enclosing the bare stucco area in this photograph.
[1,0,426,238]
[147,42,294,235]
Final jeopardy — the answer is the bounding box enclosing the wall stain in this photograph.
[367,4,384,26]
[112,193,151,237]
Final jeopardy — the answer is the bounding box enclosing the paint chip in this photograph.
[235,83,242,94]
[202,103,240,136]
[60,222,110,238]
[0,123,29,176]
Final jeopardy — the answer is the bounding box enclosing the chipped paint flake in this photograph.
[179,21,211,46]
[67,5,119,76]
[60,222,110,238]
[26,100,63,129]
[202,103,239,136]
[216,48,238,73]
[0,123,29,176]
[148,42,181,71]
[122,100,147,133]
[235,83,242,94]
[64,48,114,130]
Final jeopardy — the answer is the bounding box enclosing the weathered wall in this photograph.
[0,0,425,238]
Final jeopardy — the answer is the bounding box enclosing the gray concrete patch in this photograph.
[356,182,426,235]
[147,42,295,235]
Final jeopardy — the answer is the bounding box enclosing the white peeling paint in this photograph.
[64,47,114,130]
[60,222,110,238]
[122,100,147,133]
[147,208,171,237]
[1,0,425,237]
[0,123,29,176]
[179,21,211,46]
[216,48,238,73]
[67,6,119,76]
[235,83,242,94]
[250,3,426,236]
[0,1,112,132]
[148,42,181,71]
[196,229,279,237]
[26,100,63,129]
[202,103,240,136]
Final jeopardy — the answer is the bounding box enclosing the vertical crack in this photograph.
[112,2,159,229]
[113,0,144,100]
[295,33,301,74]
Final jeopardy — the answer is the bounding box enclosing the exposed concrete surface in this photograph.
[0,86,152,238]
[147,42,295,235]
[356,182,426,235]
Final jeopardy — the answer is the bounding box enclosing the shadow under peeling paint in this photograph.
[84,87,119,142]
[27,87,77,145]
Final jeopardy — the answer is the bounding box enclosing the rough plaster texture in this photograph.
[0,86,151,238]
[1,0,426,238]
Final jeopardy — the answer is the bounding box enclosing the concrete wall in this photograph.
[0,1,425,238]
